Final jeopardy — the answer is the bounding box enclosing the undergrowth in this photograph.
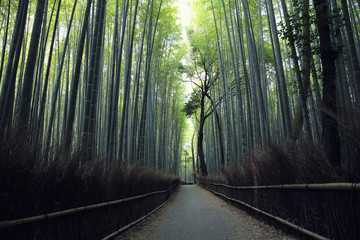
[201,142,344,186]
[200,104,360,185]
[0,134,179,222]
[198,135,360,239]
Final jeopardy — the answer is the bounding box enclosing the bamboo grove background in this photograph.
[184,0,360,177]
[0,0,187,174]
[0,0,360,178]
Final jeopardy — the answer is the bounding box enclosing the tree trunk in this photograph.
[0,0,11,85]
[83,0,106,161]
[205,92,225,171]
[138,0,163,164]
[266,0,292,138]
[17,0,46,133]
[191,133,196,180]
[340,0,360,97]
[0,0,28,136]
[45,0,78,155]
[314,0,341,171]
[118,0,140,161]
[35,0,62,151]
[198,93,208,176]
[280,0,312,141]
[64,0,92,152]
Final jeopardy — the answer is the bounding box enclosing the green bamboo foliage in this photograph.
[1,0,359,177]
[0,0,187,175]
[185,0,360,175]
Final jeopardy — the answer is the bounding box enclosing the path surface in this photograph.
[115,185,295,240]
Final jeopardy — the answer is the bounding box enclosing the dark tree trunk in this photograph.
[83,0,106,161]
[291,0,312,142]
[64,0,92,152]
[314,0,341,171]
[45,0,78,156]
[198,93,208,176]
[0,0,29,137]
[191,134,196,181]
[340,0,360,96]
[214,109,225,171]
[205,92,225,171]
[17,0,46,132]
[0,0,11,85]
[35,0,62,150]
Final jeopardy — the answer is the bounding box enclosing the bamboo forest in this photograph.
[0,0,359,239]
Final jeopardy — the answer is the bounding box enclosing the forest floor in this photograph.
[114,184,297,240]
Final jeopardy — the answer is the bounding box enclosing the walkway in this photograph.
[115,185,294,240]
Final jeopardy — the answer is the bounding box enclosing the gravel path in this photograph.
[115,184,296,240]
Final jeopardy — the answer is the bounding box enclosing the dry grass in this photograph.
[198,141,360,239]
[201,142,343,187]
[0,133,179,239]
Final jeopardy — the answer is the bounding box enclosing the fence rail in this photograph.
[102,185,177,240]
[198,181,360,191]
[0,182,177,229]
[0,182,179,239]
[198,180,360,240]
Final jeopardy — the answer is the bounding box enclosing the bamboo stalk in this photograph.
[0,182,178,229]
[198,180,359,191]
[199,182,329,240]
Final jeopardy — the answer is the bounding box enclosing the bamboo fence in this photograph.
[0,182,178,230]
[198,180,360,240]
[198,180,360,191]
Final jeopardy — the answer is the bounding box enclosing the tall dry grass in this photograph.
[0,133,179,222]
[198,135,360,239]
